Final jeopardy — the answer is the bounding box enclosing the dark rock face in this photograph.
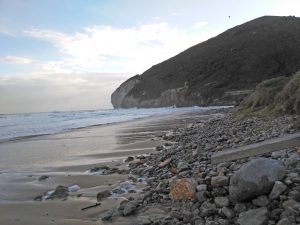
[229,158,285,201]
[111,16,300,108]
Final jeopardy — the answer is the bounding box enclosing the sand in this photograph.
[0,110,218,225]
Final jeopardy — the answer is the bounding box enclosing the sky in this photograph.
[0,0,299,114]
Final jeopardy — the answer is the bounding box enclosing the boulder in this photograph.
[169,178,196,200]
[229,158,285,201]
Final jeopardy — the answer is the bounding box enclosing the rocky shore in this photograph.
[28,109,300,225]
[34,110,300,225]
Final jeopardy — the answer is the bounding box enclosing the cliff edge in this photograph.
[111,16,300,108]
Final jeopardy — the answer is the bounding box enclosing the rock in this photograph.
[123,202,137,216]
[177,161,190,172]
[196,184,207,192]
[195,191,208,203]
[221,207,235,219]
[48,185,68,200]
[229,158,285,201]
[159,158,172,168]
[100,209,115,221]
[169,178,196,201]
[269,181,287,200]
[237,207,268,225]
[297,148,300,156]
[282,199,300,209]
[234,203,247,213]
[199,201,217,217]
[170,167,177,174]
[276,218,296,225]
[211,175,229,188]
[97,190,111,201]
[112,188,125,195]
[252,195,269,207]
[125,156,134,162]
[68,185,80,192]
[38,175,49,181]
[214,196,230,207]
[137,216,152,225]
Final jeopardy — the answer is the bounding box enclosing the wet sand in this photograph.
[0,110,220,225]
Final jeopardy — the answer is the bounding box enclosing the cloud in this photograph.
[24,23,215,74]
[1,55,33,64]
[0,72,130,114]
[194,21,208,28]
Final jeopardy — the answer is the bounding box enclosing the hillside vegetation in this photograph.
[242,71,300,115]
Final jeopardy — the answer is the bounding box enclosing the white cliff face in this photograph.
[117,84,190,108]
[111,76,140,108]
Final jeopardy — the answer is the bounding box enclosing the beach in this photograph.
[0,109,221,225]
[0,108,299,225]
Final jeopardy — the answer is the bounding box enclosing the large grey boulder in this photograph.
[229,158,285,201]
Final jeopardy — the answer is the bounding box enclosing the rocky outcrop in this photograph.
[111,16,300,108]
[111,75,140,108]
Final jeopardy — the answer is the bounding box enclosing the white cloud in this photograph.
[194,21,208,28]
[0,72,130,114]
[25,23,215,74]
[269,0,300,16]
[1,55,33,64]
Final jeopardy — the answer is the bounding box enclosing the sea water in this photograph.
[0,106,226,142]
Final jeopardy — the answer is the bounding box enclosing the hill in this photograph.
[111,16,300,108]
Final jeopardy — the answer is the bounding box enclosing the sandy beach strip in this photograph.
[0,109,221,225]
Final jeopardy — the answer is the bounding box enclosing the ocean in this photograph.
[0,106,226,142]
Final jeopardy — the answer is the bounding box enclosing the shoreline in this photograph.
[0,106,228,144]
[0,108,298,225]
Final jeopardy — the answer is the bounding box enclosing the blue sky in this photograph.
[0,0,299,113]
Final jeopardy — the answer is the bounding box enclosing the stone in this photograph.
[159,158,172,168]
[199,201,217,217]
[269,181,287,200]
[123,202,137,216]
[282,199,300,209]
[38,175,50,181]
[195,191,208,203]
[229,158,285,201]
[221,207,235,219]
[237,207,268,225]
[97,190,111,201]
[125,156,134,162]
[169,178,196,200]
[277,218,296,225]
[112,188,125,195]
[252,195,269,207]
[211,175,229,188]
[196,184,207,192]
[214,196,230,207]
[234,203,247,213]
[100,209,115,221]
[48,185,68,200]
[177,161,190,172]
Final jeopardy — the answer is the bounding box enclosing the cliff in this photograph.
[111,16,300,108]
